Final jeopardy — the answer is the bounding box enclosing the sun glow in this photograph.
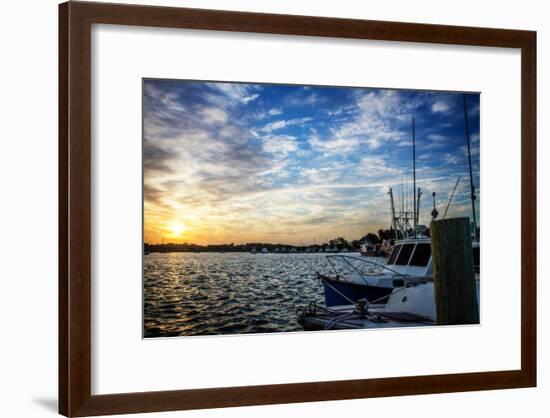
[169,222,187,237]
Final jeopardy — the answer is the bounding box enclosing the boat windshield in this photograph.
[395,244,415,265]
[409,243,431,266]
[473,246,480,272]
[387,245,401,265]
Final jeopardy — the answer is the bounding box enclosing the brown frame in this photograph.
[59,1,537,416]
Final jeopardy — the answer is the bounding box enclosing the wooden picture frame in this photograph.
[59,1,537,416]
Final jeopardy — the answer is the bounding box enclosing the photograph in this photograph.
[142,79,480,337]
[2,0,541,417]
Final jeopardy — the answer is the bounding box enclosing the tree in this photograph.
[361,233,380,244]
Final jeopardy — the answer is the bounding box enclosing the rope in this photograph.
[319,276,355,305]
[324,311,357,330]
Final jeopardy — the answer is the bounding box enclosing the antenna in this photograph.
[443,176,461,219]
[388,188,398,240]
[401,173,405,213]
[463,94,478,240]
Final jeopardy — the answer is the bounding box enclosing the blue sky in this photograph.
[143,79,480,245]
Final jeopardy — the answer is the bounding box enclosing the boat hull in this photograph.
[321,277,393,307]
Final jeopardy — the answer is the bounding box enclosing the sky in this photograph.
[143,79,480,245]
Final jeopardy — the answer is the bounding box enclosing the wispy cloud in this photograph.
[261,117,312,133]
[431,100,451,113]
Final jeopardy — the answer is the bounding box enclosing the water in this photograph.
[144,252,359,338]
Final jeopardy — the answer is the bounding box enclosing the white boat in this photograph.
[261,247,269,254]
[298,277,480,330]
[319,238,479,307]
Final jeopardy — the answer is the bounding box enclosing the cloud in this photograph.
[308,135,359,154]
[261,135,298,156]
[424,133,448,149]
[431,100,451,113]
[444,153,459,164]
[205,82,261,104]
[200,107,228,124]
[320,90,417,154]
[460,144,480,157]
[256,108,283,119]
[427,134,446,142]
[261,117,312,133]
[358,155,401,179]
[287,91,328,107]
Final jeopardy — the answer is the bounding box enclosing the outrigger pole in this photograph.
[416,187,422,227]
[443,175,461,219]
[462,94,478,240]
[412,117,417,234]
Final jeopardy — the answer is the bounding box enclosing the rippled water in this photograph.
[144,252,361,338]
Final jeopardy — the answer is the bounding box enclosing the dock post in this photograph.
[430,217,479,325]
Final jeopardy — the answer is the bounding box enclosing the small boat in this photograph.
[261,247,269,254]
[319,238,432,307]
[298,276,480,330]
[250,248,257,254]
[319,238,480,307]
[359,243,386,257]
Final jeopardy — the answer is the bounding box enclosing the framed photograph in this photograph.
[59,1,536,416]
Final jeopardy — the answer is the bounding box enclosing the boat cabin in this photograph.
[386,238,480,277]
[385,239,433,276]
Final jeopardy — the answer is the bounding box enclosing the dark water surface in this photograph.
[144,252,355,337]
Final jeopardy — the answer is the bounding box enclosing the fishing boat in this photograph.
[320,104,480,309]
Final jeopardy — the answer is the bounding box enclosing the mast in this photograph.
[412,117,417,234]
[462,94,478,240]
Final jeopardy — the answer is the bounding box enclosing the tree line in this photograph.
[144,228,401,253]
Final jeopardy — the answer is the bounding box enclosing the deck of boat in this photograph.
[299,309,434,331]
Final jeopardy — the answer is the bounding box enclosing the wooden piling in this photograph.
[430,217,479,325]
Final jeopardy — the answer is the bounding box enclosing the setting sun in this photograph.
[169,222,187,237]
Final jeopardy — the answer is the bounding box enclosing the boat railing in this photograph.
[324,254,410,286]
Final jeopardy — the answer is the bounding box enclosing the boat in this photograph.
[299,275,480,330]
[320,238,429,306]
[359,242,386,257]
[250,248,257,254]
[319,238,479,307]
[261,247,269,254]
